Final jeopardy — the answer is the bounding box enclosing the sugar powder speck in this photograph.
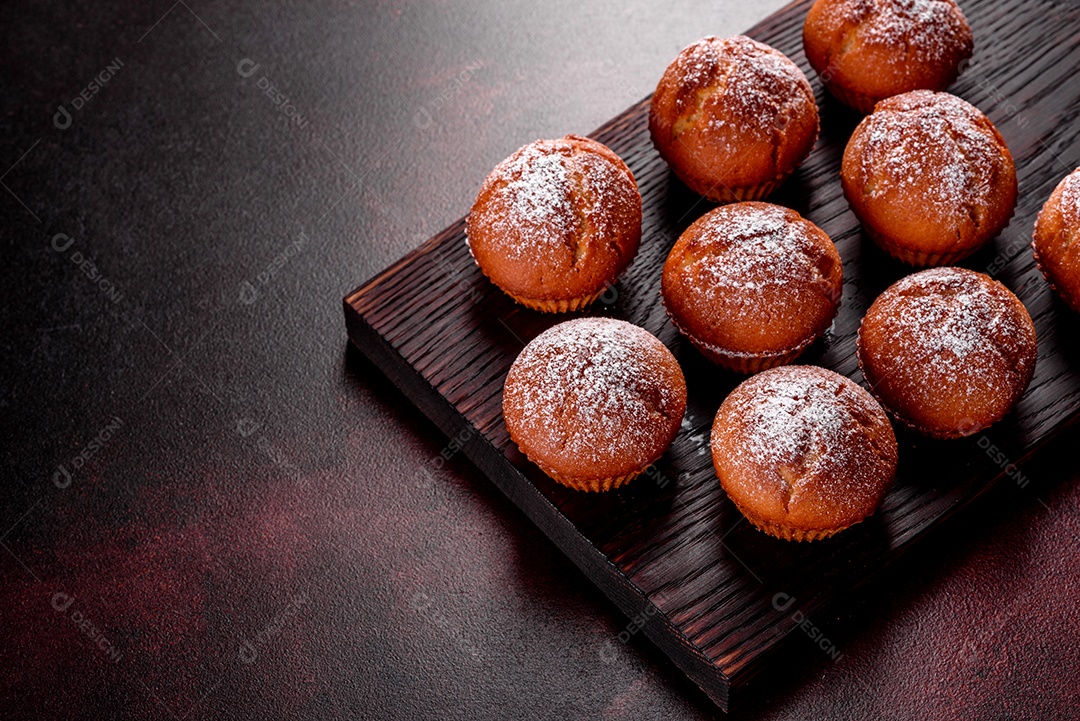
[505,318,682,471]
[717,368,891,517]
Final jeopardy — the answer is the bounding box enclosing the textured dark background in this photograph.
[2,1,1078,719]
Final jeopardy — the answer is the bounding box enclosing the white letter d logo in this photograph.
[53,105,72,130]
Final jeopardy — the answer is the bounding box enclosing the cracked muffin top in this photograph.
[466,135,641,312]
[841,90,1017,266]
[648,35,819,202]
[857,267,1037,438]
[711,365,898,541]
[803,0,973,113]
[661,202,843,373]
[503,318,686,489]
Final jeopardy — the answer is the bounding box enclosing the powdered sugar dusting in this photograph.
[715,367,893,517]
[575,148,637,239]
[484,142,576,261]
[509,152,571,224]
[738,375,847,471]
[675,36,723,91]
[859,91,1000,215]
[673,36,815,154]
[470,137,638,268]
[828,0,970,64]
[1058,168,1080,216]
[694,204,826,296]
[664,204,840,353]
[872,268,1026,398]
[504,318,684,475]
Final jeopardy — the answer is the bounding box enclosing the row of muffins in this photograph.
[467,0,1070,541]
[470,53,1024,309]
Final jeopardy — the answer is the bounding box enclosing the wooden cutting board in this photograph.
[343,0,1080,709]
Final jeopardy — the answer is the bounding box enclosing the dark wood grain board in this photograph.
[343,0,1080,710]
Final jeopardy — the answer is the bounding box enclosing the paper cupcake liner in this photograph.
[525,452,649,493]
[862,224,984,267]
[664,307,830,374]
[702,177,784,205]
[505,287,606,313]
[731,501,855,542]
[688,340,806,373]
[853,182,1017,268]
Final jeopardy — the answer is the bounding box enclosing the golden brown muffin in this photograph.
[467,135,642,312]
[841,90,1017,266]
[661,202,843,372]
[502,318,687,492]
[857,267,1037,438]
[803,0,974,114]
[1032,167,1080,313]
[711,365,898,541]
[649,35,819,203]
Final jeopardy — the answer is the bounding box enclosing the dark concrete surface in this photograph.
[2,1,1078,718]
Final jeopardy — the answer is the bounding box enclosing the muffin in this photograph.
[661,202,843,372]
[502,318,687,492]
[841,90,1017,266]
[711,365,898,541]
[649,35,819,203]
[803,0,974,113]
[467,135,642,312]
[857,267,1037,438]
[1032,167,1080,312]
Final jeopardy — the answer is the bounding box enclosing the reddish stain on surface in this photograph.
[1,460,324,718]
